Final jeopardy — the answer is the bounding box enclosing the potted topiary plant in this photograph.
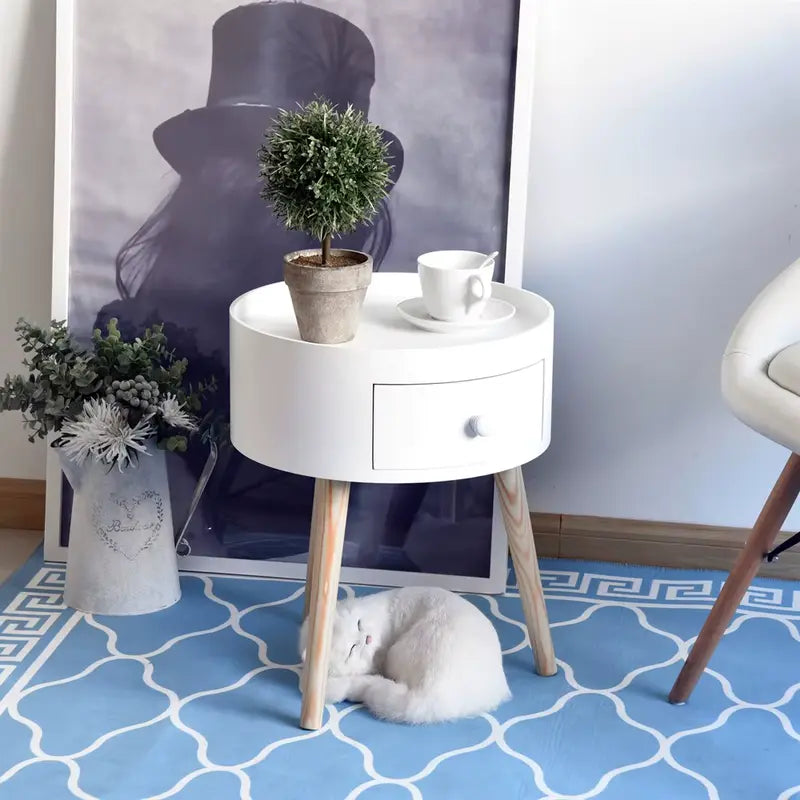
[258,98,394,344]
[0,318,218,615]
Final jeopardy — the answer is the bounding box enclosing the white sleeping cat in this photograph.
[299,586,510,724]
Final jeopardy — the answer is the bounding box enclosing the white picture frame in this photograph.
[44,0,539,594]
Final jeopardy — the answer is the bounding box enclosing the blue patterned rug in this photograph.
[0,550,798,800]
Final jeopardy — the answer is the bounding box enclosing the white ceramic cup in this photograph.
[417,250,495,321]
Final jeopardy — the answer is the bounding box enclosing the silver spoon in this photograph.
[478,250,500,272]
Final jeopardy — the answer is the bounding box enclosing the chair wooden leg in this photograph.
[300,479,350,730]
[669,453,800,704]
[495,467,557,676]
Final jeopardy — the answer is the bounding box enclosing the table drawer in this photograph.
[372,362,544,471]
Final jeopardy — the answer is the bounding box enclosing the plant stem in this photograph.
[321,233,331,266]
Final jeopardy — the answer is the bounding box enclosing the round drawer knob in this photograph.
[469,415,498,437]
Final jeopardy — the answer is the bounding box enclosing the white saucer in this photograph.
[396,297,516,333]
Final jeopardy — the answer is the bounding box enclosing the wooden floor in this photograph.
[0,530,42,585]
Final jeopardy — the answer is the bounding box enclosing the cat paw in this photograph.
[325,677,351,704]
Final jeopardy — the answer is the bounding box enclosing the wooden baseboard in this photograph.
[0,478,46,531]
[0,477,795,578]
[531,512,800,580]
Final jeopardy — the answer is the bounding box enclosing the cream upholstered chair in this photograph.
[670,259,800,703]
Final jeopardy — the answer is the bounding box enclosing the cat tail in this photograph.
[351,675,435,724]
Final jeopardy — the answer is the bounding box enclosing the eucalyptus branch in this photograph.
[0,318,219,466]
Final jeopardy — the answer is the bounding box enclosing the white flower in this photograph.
[60,398,154,470]
[158,393,197,431]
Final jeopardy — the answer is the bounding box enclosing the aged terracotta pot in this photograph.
[283,249,373,344]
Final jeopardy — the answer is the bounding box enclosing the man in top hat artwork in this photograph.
[83,1,425,565]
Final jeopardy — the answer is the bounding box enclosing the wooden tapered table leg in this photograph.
[303,480,326,621]
[300,478,350,730]
[301,480,327,696]
[495,467,557,676]
[669,453,800,704]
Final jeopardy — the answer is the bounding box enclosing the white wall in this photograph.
[1,0,798,531]
[524,0,800,528]
[0,0,55,480]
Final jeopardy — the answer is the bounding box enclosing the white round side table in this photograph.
[230,272,556,730]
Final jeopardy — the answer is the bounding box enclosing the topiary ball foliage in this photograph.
[258,99,393,247]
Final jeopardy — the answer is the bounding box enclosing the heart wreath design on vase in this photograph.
[92,489,165,561]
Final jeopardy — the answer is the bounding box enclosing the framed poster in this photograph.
[45,0,538,593]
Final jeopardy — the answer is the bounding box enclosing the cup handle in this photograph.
[468,275,486,302]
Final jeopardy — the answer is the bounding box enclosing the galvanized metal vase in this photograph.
[59,442,181,615]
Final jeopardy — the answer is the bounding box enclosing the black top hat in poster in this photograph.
[60,0,522,586]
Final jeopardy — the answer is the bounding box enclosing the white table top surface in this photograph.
[230,272,552,352]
